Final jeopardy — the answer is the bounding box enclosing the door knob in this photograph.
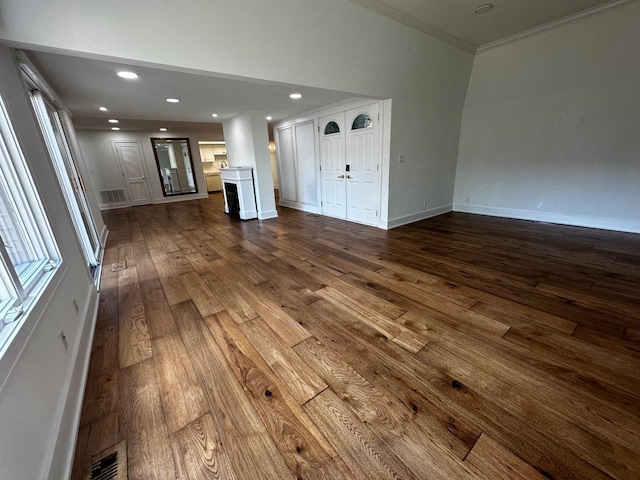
[338,175,345,178]
[346,175,352,179]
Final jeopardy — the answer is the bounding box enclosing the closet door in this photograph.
[319,113,346,219]
[275,125,297,203]
[294,120,317,207]
[345,104,380,225]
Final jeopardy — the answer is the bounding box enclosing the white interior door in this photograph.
[319,113,347,219]
[345,104,380,225]
[113,141,152,206]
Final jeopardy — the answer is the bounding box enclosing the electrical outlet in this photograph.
[537,202,544,210]
[580,115,588,124]
[465,196,471,204]
[554,117,562,127]
[423,200,428,210]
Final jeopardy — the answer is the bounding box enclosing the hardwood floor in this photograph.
[71,193,640,480]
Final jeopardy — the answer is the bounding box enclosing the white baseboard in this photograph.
[386,204,453,229]
[453,204,640,234]
[98,201,128,211]
[46,287,100,480]
[278,200,320,214]
[258,209,279,220]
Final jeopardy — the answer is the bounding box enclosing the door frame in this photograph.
[111,139,153,207]
[315,99,387,227]
[273,97,391,229]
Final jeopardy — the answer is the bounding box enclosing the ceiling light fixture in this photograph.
[117,71,138,79]
[266,116,272,121]
[211,113,218,118]
[166,98,180,103]
[99,107,108,112]
[108,119,119,124]
[289,93,302,99]
[474,3,494,14]
[159,128,167,132]
[111,127,120,131]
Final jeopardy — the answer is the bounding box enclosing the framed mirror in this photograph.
[150,137,198,196]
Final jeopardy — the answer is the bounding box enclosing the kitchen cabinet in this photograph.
[206,173,222,192]
[200,144,215,162]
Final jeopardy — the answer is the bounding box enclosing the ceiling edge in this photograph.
[477,0,639,53]
[346,0,477,54]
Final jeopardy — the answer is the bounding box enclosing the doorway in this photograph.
[112,140,152,206]
[320,103,381,225]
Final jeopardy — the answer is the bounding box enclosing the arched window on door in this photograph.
[351,113,373,130]
[324,121,340,135]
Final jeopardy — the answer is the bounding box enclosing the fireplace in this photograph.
[220,167,257,220]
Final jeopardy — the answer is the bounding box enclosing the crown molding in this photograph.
[346,0,477,54]
[478,0,639,53]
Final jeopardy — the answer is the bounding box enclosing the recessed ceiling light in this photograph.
[289,93,302,99]
[266,116,272,121]
[159,128,167,132]
[211,113,218,118]
[111,127,120,131]
[474,3,493,14]
[117,71,138,79]
[108,119,119,124]
[99,107,108,112]
[166,98,180,103]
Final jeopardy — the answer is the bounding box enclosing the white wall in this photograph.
[223,111,278,219]
[0,0,473,225]
[76,130,213,209]
[0,46,99,480]
[454,2,640,233]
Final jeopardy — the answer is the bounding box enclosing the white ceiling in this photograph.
[348,0,621,50]
[26,1,623,130]
[28,51,358,131]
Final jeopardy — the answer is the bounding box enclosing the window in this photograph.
[0,95,59,346]
[324,121,341,135]
[351,113,373,130]
[28,90,101,278]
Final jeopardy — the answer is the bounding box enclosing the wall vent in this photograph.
[99,189,126,204]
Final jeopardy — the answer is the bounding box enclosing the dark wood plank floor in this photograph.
[72,193,640,480]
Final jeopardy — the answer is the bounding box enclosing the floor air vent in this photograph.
[99,189,126,205]
[91,452,119,480]
[87,441,127,480]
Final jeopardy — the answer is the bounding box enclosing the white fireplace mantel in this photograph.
[220,167,257,220]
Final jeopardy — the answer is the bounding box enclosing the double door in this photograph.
[320,103,380,225]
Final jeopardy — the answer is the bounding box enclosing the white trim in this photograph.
[98,201,129,211]
[453,204,640,234]
[16,51,70,115]
[386,204,453,229]
[478,0,637,53]
[99,225,109,247]
[45,285,99,480]
[346,0,476,53]
[276,97,383,128]
[279,199,319,214]
[258,209,279,220]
